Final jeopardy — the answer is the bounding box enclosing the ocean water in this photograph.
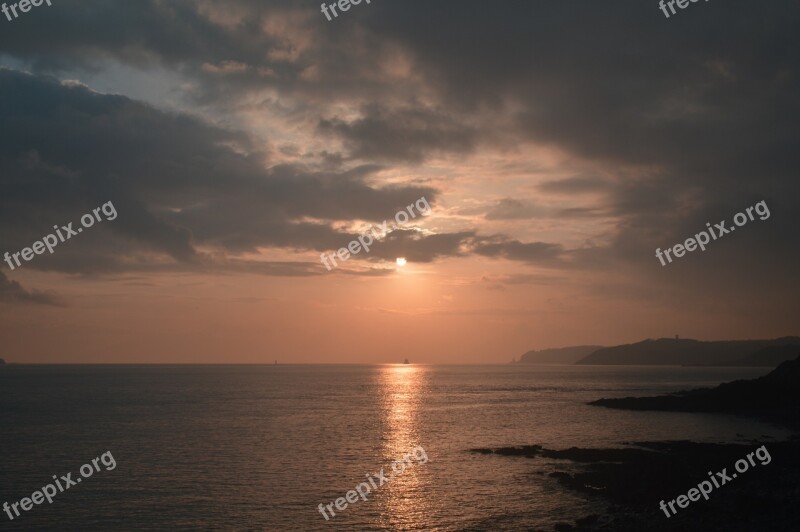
[0,364,790,531]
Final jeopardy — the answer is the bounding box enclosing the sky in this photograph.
[1,0,799,363]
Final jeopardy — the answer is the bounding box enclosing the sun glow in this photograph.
[396,257,407,267]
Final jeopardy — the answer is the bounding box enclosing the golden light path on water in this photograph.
[375,364,436,529]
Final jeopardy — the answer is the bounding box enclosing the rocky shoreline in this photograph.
[471,357,800,530]
[472,439,799,531]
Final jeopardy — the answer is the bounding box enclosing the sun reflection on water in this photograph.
[375,364,434,529]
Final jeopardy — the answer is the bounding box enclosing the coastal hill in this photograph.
[517,345,603,364]
[575,337,800,366]
[589,355,800,428]
[0,358,5,365]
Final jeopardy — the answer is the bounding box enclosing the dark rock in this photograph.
[470,448,494,454]
[476,439,800,531]
[575,515,599,527]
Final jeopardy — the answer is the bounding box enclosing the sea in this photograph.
[0,364,791,531]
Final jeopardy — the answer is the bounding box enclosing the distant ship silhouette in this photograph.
[403,358,410,364]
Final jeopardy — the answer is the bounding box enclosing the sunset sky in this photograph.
[1,0,798,363]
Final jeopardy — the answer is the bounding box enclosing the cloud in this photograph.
[0,271,62,306]
[0,68,442,276]
[471,237,564,265]
[356,228,472,264]
[485,198,541,220]
[0,69,572,282]
[360,0,800,266]
[538,176,612,195]
[484,197,606,221]
[1,0,798,309]
[318,104,479,163]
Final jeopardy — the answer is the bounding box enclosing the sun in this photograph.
[396,257,407,267]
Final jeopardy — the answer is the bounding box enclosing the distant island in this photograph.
[0,358,5,365]
[516,337,800,367]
